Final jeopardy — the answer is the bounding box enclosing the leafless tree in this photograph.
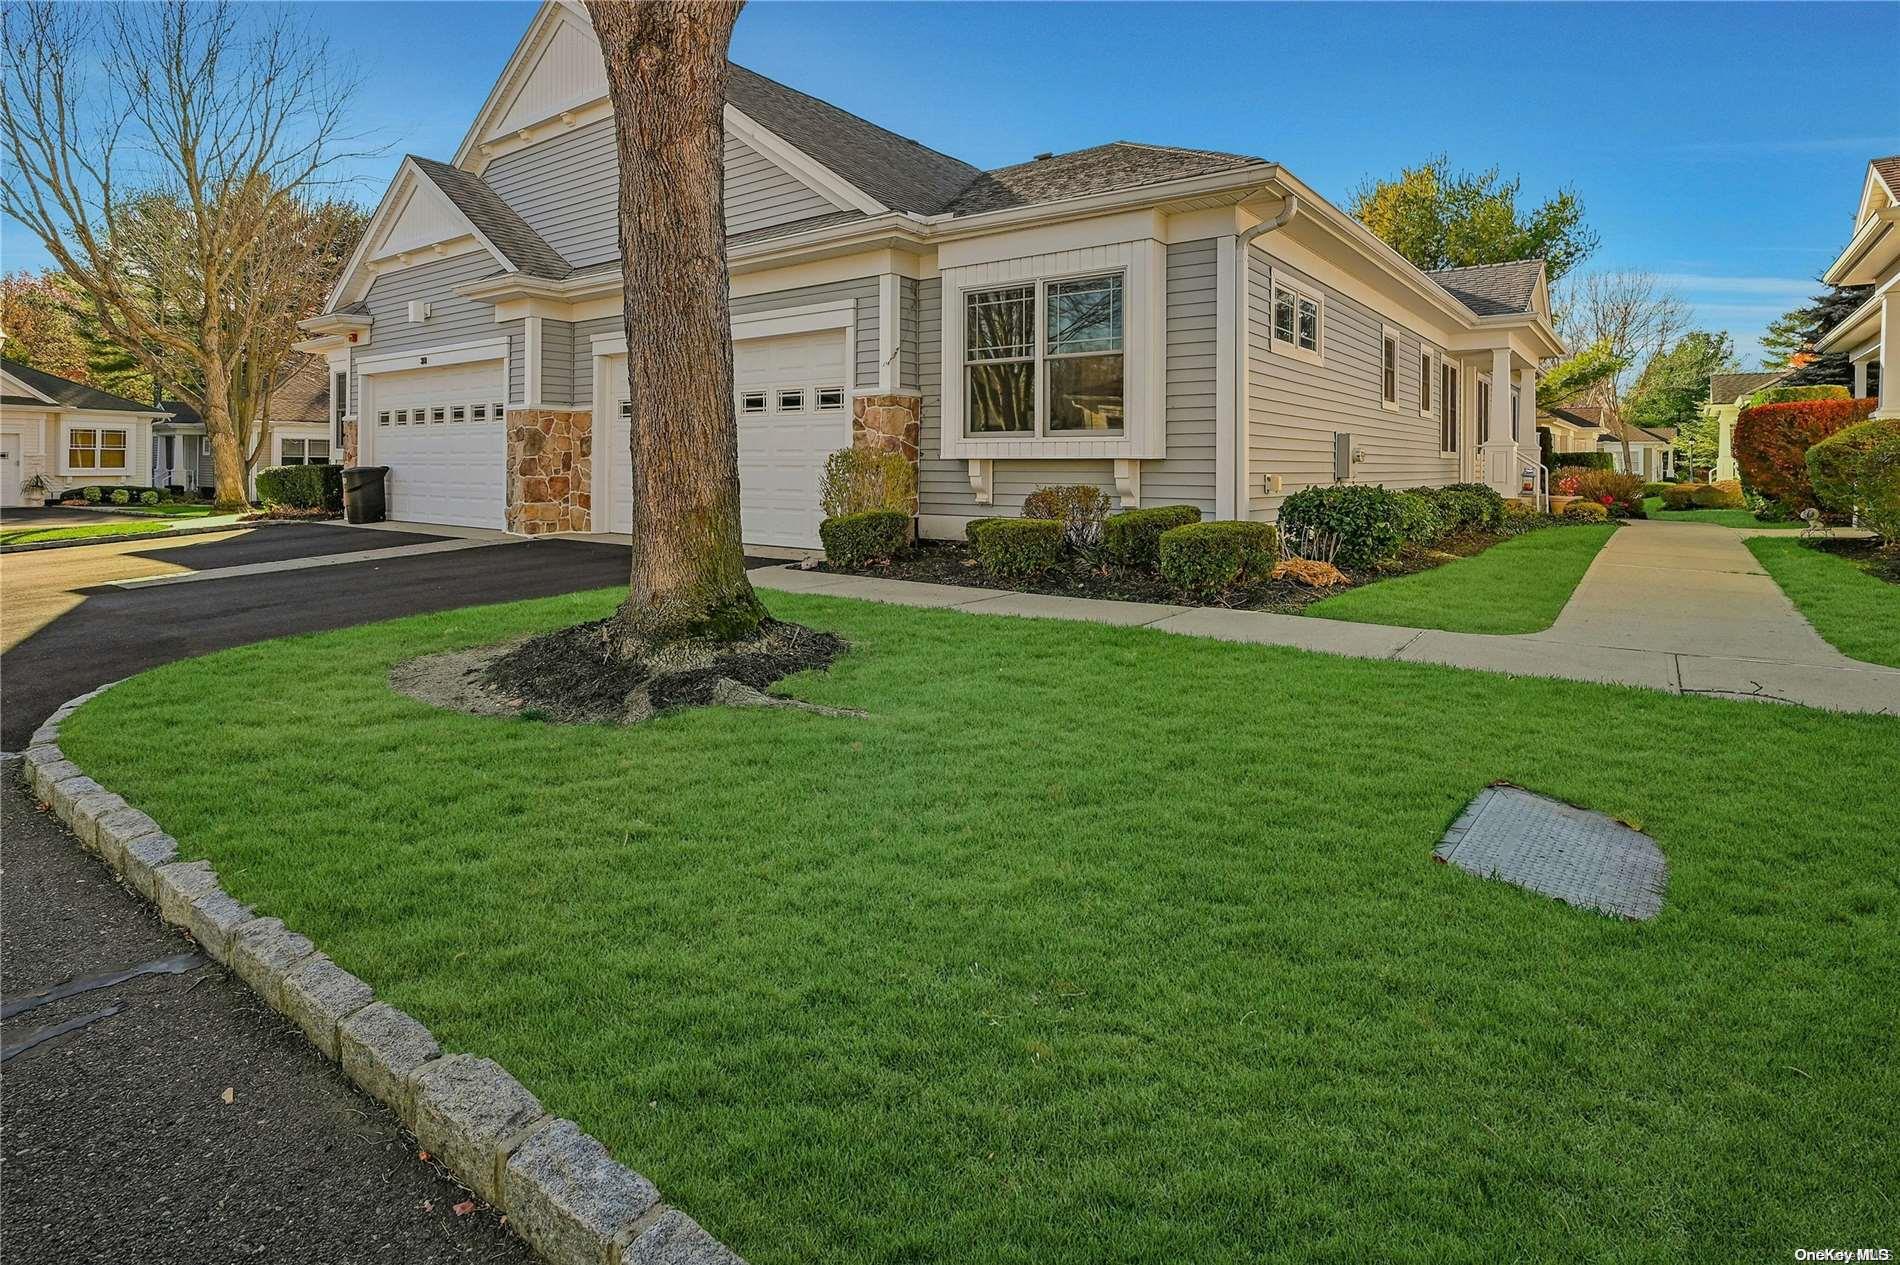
[1,1,371,505]
[1553,269,1691,471]
[587,0,767,654]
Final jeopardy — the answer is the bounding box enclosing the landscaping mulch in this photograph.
[818,528,1520,614]
[430,616,853,725]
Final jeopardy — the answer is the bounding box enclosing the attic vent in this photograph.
[1032,151,1054,161]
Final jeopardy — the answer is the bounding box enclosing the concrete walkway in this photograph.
[752,523,1900,715]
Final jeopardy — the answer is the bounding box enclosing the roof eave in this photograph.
[1821,207,1899,285]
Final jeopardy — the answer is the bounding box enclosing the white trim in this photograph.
[1379,324,1402,412]
[1215,234,1238,520]
[0,369,56,404]
[1266,272,1324,367]
[877,273,900,392]
[1418,342,1438,421]
[731,299,859,344]
[723,104,884,217]
[57,418,134,477]
[524,316,544,405]
[324,159,521,312]
[354,337,512,376]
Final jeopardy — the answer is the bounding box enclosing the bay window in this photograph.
[68,426,127,471]
[965,272,1124,436]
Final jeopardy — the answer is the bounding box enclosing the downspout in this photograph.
[1232,194,1299,518]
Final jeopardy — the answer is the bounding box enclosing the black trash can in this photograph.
[342,466,389,524]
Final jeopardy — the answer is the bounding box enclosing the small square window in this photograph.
[471,404,487,422]
[450,405,467,423]
[377,411,391,427]
[741,391,767,414]
[618,399,632,419]
[815,387,845,411]
[430,406,446,424]
[394,409,409,425]
[777,389,805,413]
[492,401,505,419]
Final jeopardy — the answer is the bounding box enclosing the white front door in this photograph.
[600,327,850,548]
[364,361,507,528]
[0,432,22,506]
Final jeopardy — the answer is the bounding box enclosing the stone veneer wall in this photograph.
[506,409,592,534]
[851,392,922,513]
[341,420,359,469]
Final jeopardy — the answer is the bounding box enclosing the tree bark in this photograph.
[588,0,765,653]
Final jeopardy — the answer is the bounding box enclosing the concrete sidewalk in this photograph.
[752,524,1900,715]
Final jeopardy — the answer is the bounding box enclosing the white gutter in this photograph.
[1225,194,1299,518]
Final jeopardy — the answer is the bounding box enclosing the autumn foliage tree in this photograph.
[1349,155,1599,283]
[1733,397,1876,509]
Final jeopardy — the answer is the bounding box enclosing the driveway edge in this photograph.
[20,683,747,1265]
[0,519,287,554]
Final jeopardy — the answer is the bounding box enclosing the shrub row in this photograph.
[818,509,910,568]
[1103,504,1201,567]
[970,517,1063,578]
[255,463,343,511]
[1734,397,1876,510]
[1158,522,1276,596]
[1548,452,1616,471]
[1278,482,1507,570]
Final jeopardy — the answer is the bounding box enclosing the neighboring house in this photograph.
[152,357,333,496]
[1704,369,1791,482]
[1813,154,1894,417]
[0,353,169,506]
[1537,404,1674,481]
[296,0,1563,545]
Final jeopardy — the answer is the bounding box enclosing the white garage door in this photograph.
[366,361,506,529]
[601,328,850,548]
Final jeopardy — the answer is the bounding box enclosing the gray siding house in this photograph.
[298,0,1563,546]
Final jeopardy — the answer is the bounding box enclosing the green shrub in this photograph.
[972,517,1063,578]
[1734,397,1875,508]
[819,509,910,568]
[255,463,343,510]
[1278,484,1405,570]
[1549,452,1615,471]
[81,485,102,503]
[1691,479,1744,509]
[1391,491,1446,546]
[1807,418,1900,541]
[964,516,1002,543]
[109,487,130,505]
[818,447,915,517]
[1158,522,1276,597]
[1573,469,1644,515]
[1022,484,1111,550]
[1744,385,1850,409]
[1103,504,1201,568]
[1423,482,1506,532]
[1641,482,1671,498]
[1563,499,1609,520]
[1660,483,1700,511]
[139,489,160,506]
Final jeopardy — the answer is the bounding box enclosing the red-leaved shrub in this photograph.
[1734,397,1876,509]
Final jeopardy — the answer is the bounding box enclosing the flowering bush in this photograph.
[1554,472,1582,496]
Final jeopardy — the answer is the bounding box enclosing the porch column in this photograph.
[1876,289,1897,419]
[1852,357,1869,399]
[1483,346,1517,498]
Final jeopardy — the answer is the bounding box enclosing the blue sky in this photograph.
[6,1,1896,366]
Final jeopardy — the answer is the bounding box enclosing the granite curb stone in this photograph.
[28,680,751,1265]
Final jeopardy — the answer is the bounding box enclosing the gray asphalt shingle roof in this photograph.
[411,156,573,279]
[1424,260,1545,317]
[0,356,158,414]
[724,64,982,216]
[1707,370,1789,404]
[1872,155,1900,196]
[945,142,1265,216]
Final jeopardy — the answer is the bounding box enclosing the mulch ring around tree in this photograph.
[388,618,858,725]
[817,530,1522,613]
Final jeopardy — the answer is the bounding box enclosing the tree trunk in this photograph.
[588,0,764,653]
[200,369,250,507]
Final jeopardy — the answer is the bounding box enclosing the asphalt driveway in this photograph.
[2,524,634,1261]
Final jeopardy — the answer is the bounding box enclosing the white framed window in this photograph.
[492,401,505,419]
[964,271,1125,437]
[740,391,767,414]
[394,409,409,425]
[377,410,391,427]
[332,369,349,445]
[815,386,845,411]
[430,406,446,424]
[1380,328,1400,410]
[777,388,806,413]
[1419,349,1435,419]
[1478,375,1492,445]
[1270,280,1322,364]
[280,438,333,465]
[618,399,632,420]
[1439,360,1460,455]
[200,436,212,457]
[67,426,129,471]
[471,404,488,422]
[450,405,467,423]
[1511,385,1521,441]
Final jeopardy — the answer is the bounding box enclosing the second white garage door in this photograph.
[366,361,506,529]
[601,328,850,548]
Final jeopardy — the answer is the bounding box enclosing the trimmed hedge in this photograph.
[1391,491,1446,546]
[1158,521,1276,596]
[1563,500,1610,520]
[109,488,130,505]
[1422,482,1506,532]
[1691,480,1744,509]
[139,489,159,506]
[1660,483,1700,510]
[971,517,1063,577]
[1549,452,1615,471]
[1103,504,1201,568]
[1807,418,1900,540]
[1641,482,1671,498]
[964,516,1002,543]
[1278,484,1405,570]
[819,509,910,568]
[1734,397,1876,509]
[1022,484,1111,550]
[255,463,343,510]
[1744,385,1849,409]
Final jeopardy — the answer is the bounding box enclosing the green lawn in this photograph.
[1302,524,1615,634]
[1749,537,1900,668]
[1641,496,1804,529]
[109,502,225,518]
[60,590,1898,1264]
[0,520,173,546]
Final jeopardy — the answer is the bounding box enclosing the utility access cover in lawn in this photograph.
[1435,784,1667,920]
